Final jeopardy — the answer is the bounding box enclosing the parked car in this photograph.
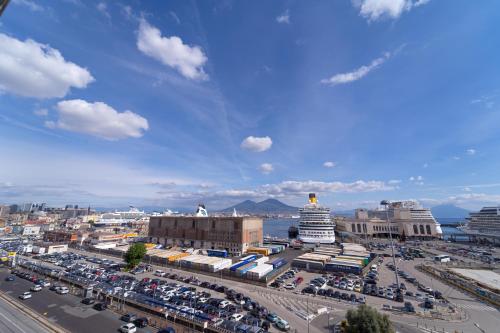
[134,317,149,328]
[93,303,107,311]
[119,323,137,333]
[82,298,96,305]
[121,313,137,322]
[19,292,32,300]
[5,276,15,281]
[275,319,290,331]
[31,285,42,292]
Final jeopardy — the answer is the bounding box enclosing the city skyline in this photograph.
[1,0,500,210]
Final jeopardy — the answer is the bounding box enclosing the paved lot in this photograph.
[0,269,154,333]
[17,245,500,333]
[0,296,51,333]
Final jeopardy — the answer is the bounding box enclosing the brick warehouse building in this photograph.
[148,216,263,256]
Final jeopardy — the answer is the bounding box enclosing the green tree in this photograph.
[344,305,394,333]
[125,242,147,269]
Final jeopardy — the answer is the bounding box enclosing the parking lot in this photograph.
[0,268,153,333]
[5,251,294,333]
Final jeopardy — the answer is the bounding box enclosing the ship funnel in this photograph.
[195,204,208,217]
[308,193,317,204]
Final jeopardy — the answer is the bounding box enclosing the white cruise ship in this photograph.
[298,193,335,244]
[462,206,500,237]
[96,206,146,226]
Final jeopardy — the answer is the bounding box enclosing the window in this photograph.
[426,225,431,235]
[357,224,361,233]
[419,225,425,234]
[351,224,356,232]
[413,225,418,234]
[192,219,195,228]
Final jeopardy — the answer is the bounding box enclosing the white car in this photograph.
[40,281,51,287]
[346,284,354,291]
[154,270,165,277]
[426,295,436,302]
[31,285,42,292]
[284,283,295,290]
[230,313,244,322]
[19,292,32,300]
[57,287,69,295]
[219,300,231,309]
[119,323,137,333]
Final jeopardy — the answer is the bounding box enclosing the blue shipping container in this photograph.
[207,249,228,258]
[269,258,286,269]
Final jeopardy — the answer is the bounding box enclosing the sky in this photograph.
[1,0,500,211]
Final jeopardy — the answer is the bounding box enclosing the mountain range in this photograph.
[220,199,297,215]
[430,204,470,218]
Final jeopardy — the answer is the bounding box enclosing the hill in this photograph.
[431,204,470,218]
[220,199,297,215]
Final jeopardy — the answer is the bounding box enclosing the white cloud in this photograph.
[463,187,471,192]
[321,52,390,86]
[240,136,273,152]
[262,180,394,195]
[452,156,460,160]
[352,0,431,22]
[323,161,337,168]
[12,0,43,12]
[0,33,94,98]
[49,99,149,140]
[137,19,208,81]
[34,108,48,117]
[259,163,274,175]
[97,2,110,19]
[409,175,424,185]
[276,10,290,24]
[466,148,476,155]
[423,163,428,168]
[388,179,401,184]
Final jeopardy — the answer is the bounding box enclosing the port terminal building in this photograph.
[335,200,443,240]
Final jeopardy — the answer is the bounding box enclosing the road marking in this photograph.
[0,311,28,333]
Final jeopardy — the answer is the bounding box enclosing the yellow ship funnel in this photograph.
[309,193,317,204]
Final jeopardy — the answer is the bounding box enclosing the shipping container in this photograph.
[292,259,325,271]
[254,256,269,266]
[240,255,258,262]
[269,257,287,269]
[246,264,273,280]
[247,247,270,256]
[325,262,362,275]
[207,249,228,258]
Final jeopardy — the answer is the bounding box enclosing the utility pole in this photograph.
[381,200,400,290]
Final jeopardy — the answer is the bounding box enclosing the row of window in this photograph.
[413,224,432,235]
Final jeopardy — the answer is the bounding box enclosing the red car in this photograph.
[294,277,303,285]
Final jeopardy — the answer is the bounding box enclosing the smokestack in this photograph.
[309,193,317,204]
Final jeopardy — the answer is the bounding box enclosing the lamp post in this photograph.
[380,200,400,290]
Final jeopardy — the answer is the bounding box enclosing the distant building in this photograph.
[148,215,263,256]
[44,230,78,243]
[336,200,442,239]
[22,225,41,236]
[0,205,10,217]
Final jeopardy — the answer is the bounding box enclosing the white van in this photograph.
[370,264,378,272]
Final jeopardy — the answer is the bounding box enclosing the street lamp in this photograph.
[380,200,400,291]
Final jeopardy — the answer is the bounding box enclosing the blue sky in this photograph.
[1,0,500,210]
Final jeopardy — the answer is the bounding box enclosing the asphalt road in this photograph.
[0,296,51,333]
[0,269,154,333]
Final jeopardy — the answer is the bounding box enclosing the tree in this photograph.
[344,305,394,333]
[125,243,147,269]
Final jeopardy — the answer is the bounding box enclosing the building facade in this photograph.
[336,201,442,239]
[148,216,263,256]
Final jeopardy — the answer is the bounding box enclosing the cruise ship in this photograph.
[462,206,500,237]
[95,206,147,226]
[298,193,335,244]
